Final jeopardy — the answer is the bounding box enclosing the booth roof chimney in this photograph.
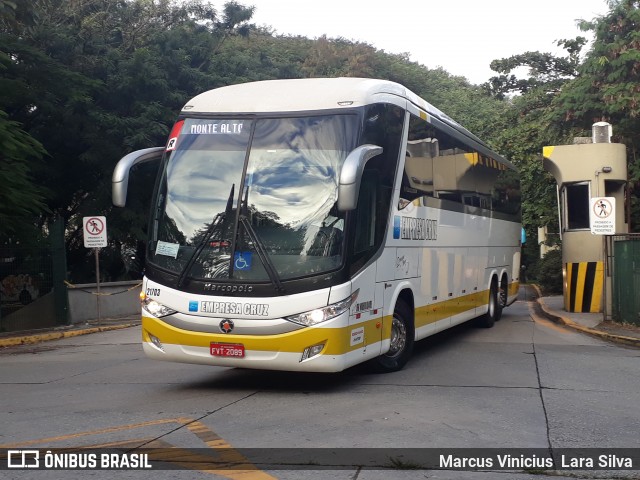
[592,122,612,144]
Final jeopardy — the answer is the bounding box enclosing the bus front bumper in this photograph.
[141,315,383,373]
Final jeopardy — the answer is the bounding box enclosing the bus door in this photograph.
[348,170,386,356]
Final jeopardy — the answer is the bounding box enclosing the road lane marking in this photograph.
[0,417,180,448]
[0,417,277,479]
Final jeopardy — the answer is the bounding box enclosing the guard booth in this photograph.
[542,122,628,315]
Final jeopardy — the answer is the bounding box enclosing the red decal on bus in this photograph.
[166,120,184,151]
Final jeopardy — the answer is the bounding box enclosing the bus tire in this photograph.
[476,280,500,328]
[372,301,414,373]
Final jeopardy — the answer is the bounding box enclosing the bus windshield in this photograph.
[148,115,359,285]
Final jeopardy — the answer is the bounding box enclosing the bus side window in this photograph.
[402,115,437,204]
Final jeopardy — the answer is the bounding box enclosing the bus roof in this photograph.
[186,77,444,119]
[183,78,513,169]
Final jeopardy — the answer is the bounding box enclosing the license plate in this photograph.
[210,342,245,358]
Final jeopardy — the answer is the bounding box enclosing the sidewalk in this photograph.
[0,316,140,347]
[535,294,640,348]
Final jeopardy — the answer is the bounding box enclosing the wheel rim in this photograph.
[386,315,407,358]
[498,286,507,307]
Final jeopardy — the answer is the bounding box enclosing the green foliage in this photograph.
[301,36,380,78]
[486,37,587,99]
[532,249,564,295]
[481,39,585,270]
[3,0,638,279]
[557,1,640,121]
[0,0,257,279]
[0,111,48,240]
[553,0,640,230]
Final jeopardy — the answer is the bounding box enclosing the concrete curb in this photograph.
[532,285,640,348]
[0,323,139,348]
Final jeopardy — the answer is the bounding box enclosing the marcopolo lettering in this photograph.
[204,283,253,293]
[201,301,269,316]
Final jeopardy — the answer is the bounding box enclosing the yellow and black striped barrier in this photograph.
[564,261,603,313]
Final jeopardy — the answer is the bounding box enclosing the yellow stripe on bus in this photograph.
[143,285,516,355]
[142,316,384,355]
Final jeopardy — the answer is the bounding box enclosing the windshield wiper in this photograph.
[176,184,235,288]
[238,187,285,294]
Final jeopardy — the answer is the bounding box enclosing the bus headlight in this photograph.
[141,296,177,318]
[286,290,359,326]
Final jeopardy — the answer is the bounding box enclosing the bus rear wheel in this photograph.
[372,301,414,373]
[476,280,501,328]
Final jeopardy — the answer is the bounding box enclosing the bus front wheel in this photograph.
[372,301,414,373]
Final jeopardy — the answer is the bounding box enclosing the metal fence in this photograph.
[0,247,56,332]
[605,233,640,325]
[0,217,68,333]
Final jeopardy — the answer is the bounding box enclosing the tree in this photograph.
[553,0,640,229]
[0,111,48,240]
[301,35,380,78]
[485,38,587,99]
[481,37,591,271]
[0,0,539,279]
[0,0,50,242]
[1,0,257,279]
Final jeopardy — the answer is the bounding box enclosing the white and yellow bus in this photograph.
[113,78,521,373]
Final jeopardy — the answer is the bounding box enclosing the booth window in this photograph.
[564,182,590,230]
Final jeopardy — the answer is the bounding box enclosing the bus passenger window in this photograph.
[402,115,437,203]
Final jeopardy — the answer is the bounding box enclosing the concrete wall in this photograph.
[67,280,141,323]
[1,292,58,332]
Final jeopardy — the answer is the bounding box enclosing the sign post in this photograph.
[83,216,108,324]
[589,197,616,235]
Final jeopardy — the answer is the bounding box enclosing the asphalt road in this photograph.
[1,287,639,479]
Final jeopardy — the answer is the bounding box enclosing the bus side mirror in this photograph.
[112,147,164,207]
[337,144,383,211]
